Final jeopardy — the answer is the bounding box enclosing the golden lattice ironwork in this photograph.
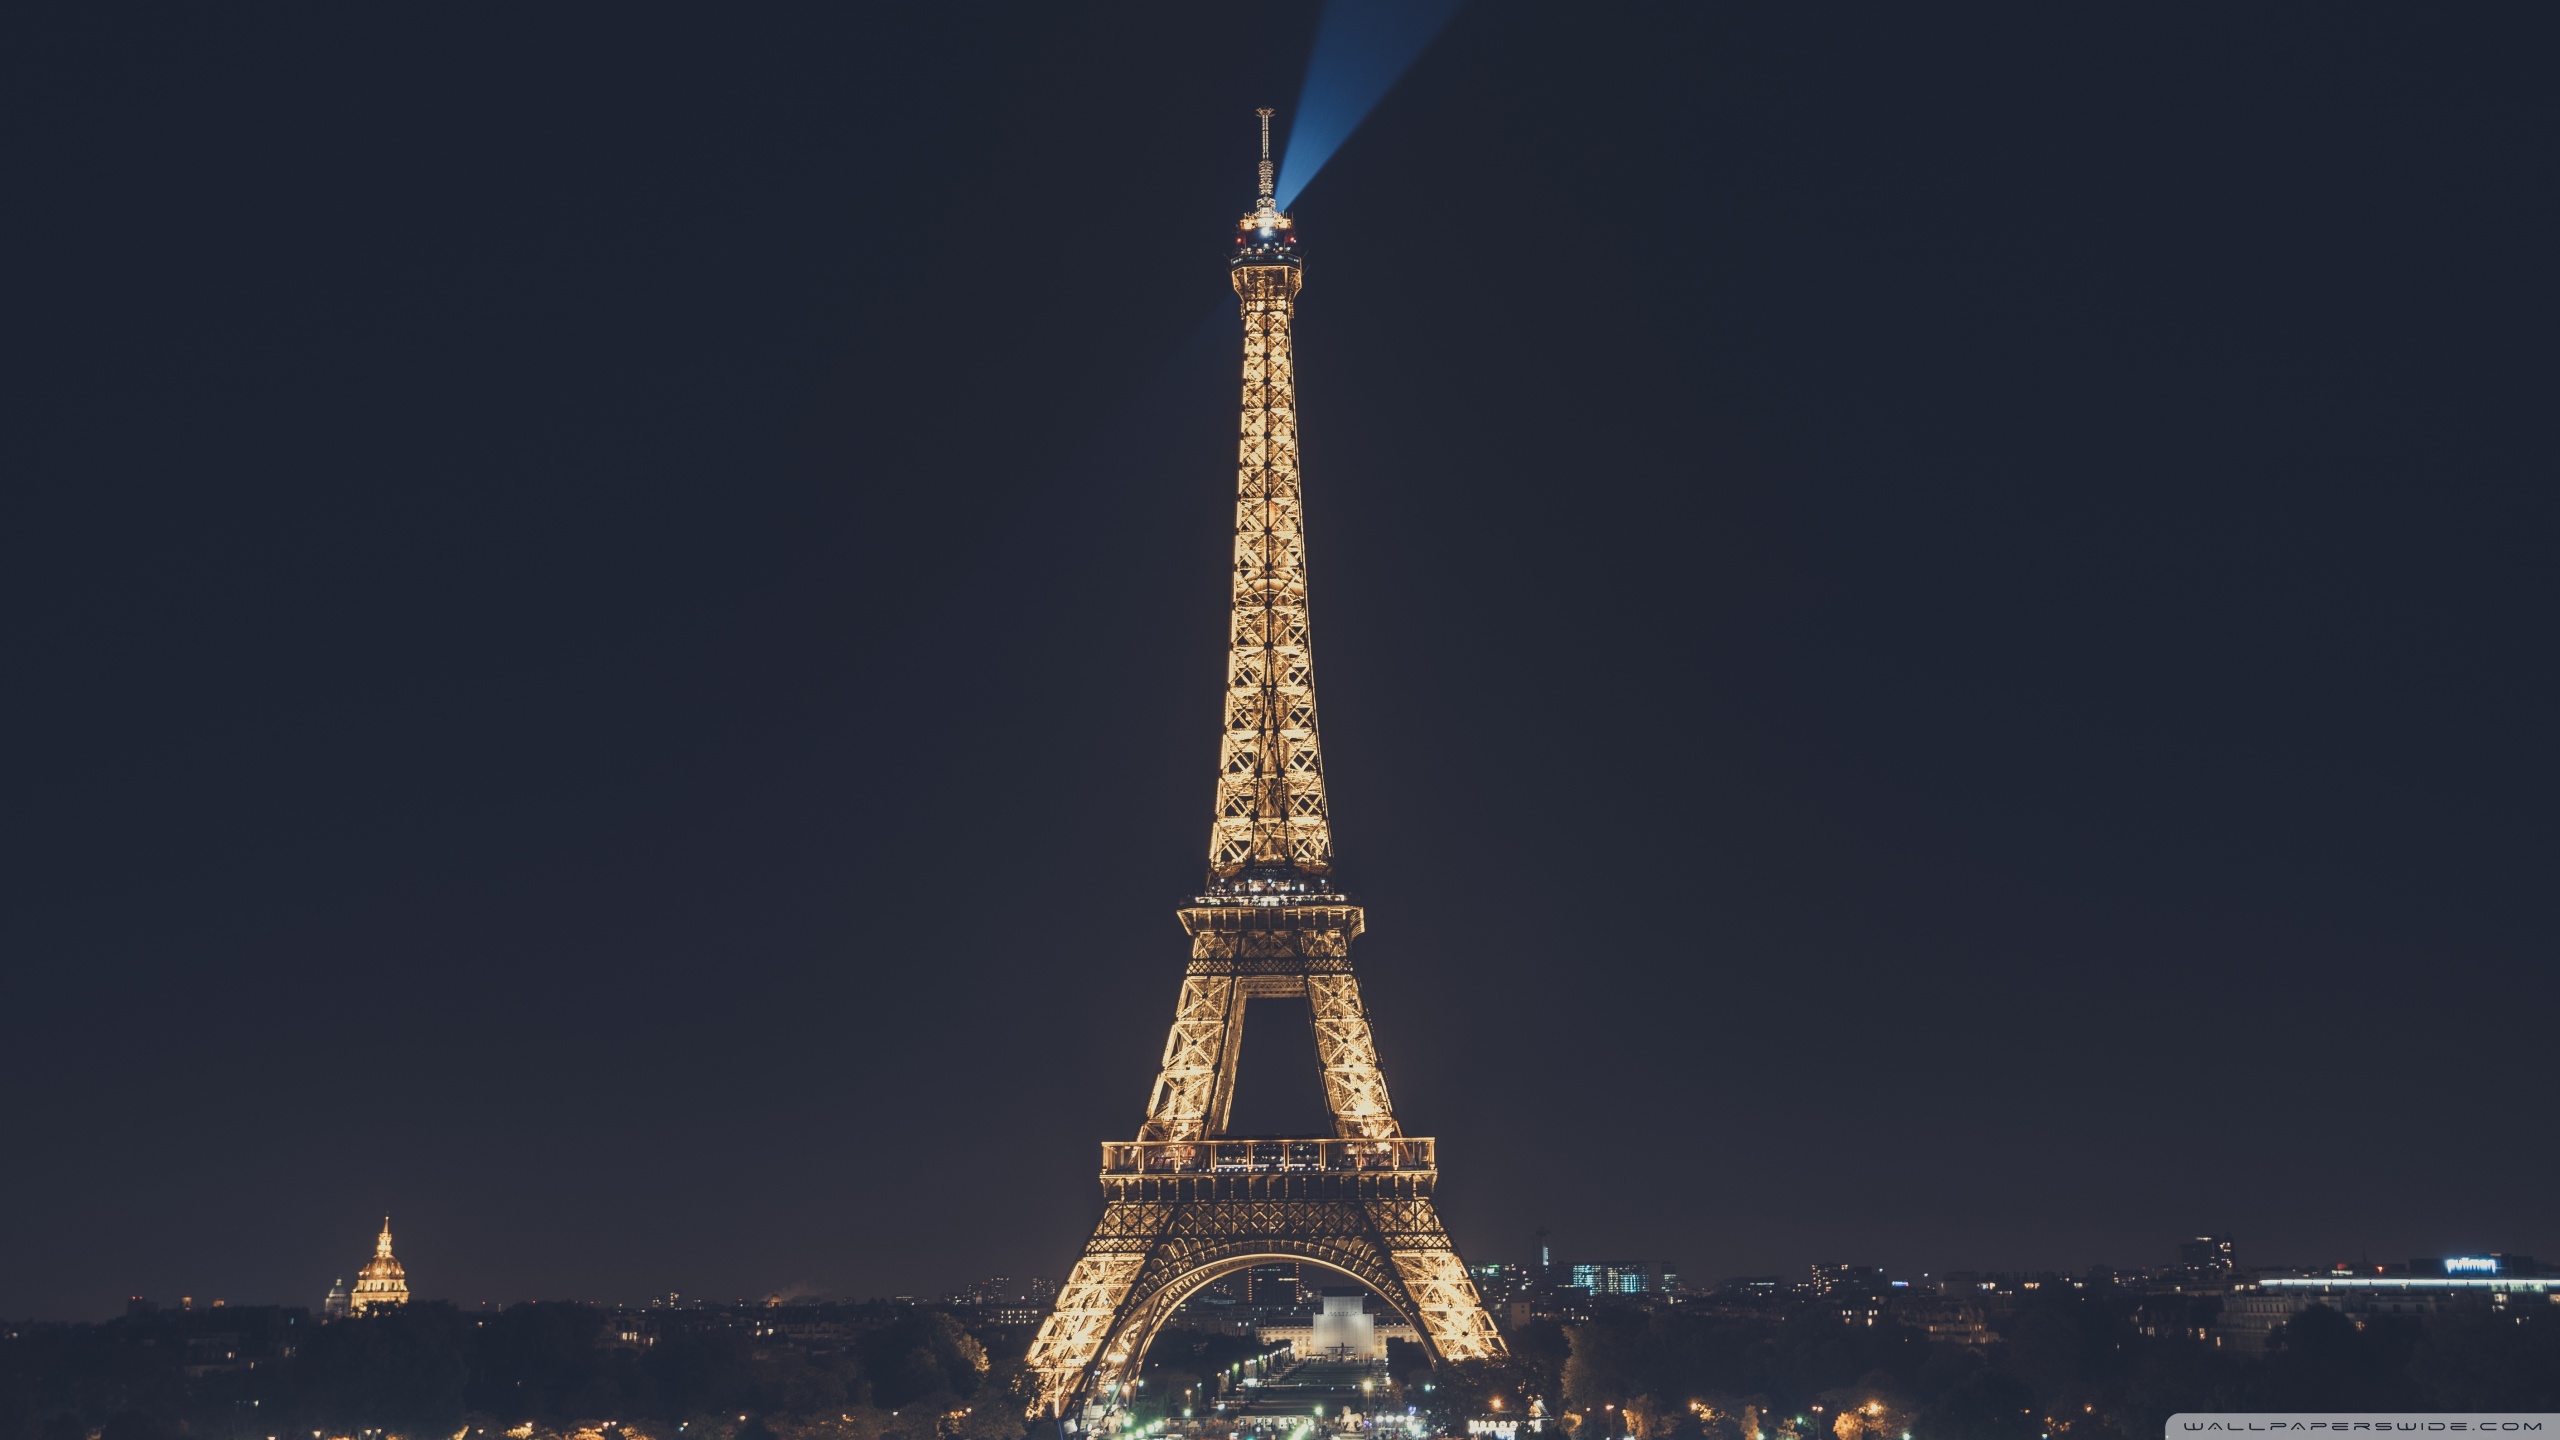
[1213,108,1328,880]
[1025,114,1503,1421]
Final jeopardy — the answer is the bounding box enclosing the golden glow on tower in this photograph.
[1212,106,1324,880]
[1024,115,1502,1422]
[348,1216,410,1315]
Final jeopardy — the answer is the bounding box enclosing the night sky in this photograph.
[5,4,2554,1322]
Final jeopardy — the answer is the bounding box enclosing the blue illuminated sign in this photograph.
[2443,1256,2500,1273]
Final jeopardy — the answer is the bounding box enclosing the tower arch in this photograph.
[1031,1181,1501,1415]
[1095,1247,1426,1388]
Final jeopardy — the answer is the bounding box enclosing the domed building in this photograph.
[348,1217,410,1314]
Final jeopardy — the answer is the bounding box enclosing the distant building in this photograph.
[2215,1260,2560,1355]
[953,1276,1016,1306]
[1570,1262,1650,1296]
[2415,1254,2540,1277]
[1899,1299,1995,1346]
[1310,1293,1378,1359]
[348,1217,410,1314]
[1257,1293,1415,1360]
[2130,1291,2216,1344]
[183,1329,252,1377]
[1245,1262,1303,1307]
[321,1278,350,1320]
[1809,1264,1890,1299]
[2179,1236,2237,1275]
[2215,1287,2318,1354]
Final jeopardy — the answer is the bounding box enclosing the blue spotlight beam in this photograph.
[1274,0,1468,210]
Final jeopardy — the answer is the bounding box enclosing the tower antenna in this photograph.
[1256,107,1276,206]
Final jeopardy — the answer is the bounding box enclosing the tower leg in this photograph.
[1139,975,1243,1142]
[1306,972,1398,1139]
[1372,1198,1504,1361]
[1026,1201,1171,1417]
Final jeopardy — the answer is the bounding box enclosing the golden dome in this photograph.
[348,1217,410,1314]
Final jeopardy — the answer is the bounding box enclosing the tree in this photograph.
[1912,1369,2037,1440]
[1817,1391,1912,1440]
[2001,1294,2120,1410]
[2104,1342,2249,1440]
[856,1313,986,1411]
[297,1302,472,1438]
[467,1302,640,1422]
[1417,1356,1557,1434]
[644,1326,757,1419]
[98,1413,176,1440]
[2261,1306,2419,1412]
[2408,1308,2560,1410]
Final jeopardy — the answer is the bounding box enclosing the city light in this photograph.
[2262,1275,2554,1290]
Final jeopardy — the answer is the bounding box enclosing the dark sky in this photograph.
[4,4,2554,1322]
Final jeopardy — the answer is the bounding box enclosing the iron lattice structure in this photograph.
[1025,112,1503,1421]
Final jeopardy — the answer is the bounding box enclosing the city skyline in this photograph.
[38,1237,2555,1440]
[6,2,2555,1326]
[91,1223,2552,1325]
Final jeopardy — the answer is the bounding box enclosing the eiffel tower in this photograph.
[1024,111,1505,1421]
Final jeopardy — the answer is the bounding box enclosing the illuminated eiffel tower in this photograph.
[1025,111,1505,1421]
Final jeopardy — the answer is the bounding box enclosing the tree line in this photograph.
[15,1291,2558,1440]
[0,1304,1028,1440]
[1423,1296,2560,1440]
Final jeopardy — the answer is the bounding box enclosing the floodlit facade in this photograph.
[1309,1292,1381,1360]
[1023,111,1503,1421]
[347,1217,409,1315]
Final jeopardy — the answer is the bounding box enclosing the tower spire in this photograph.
[1256,106,1276,208]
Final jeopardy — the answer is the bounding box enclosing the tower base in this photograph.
[1027,1174,1501,1416]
